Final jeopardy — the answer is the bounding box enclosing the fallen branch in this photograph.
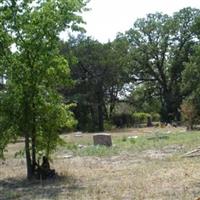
[182,147,200,157]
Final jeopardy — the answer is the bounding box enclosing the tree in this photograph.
[0,0,87,179]
[60,35,130,132]
[181,13,200,125]
[125,7,200,122]
[181,99,197,130]
[127,84,161,114]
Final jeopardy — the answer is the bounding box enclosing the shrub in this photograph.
[132,112,151,124]
[181,100,197,130]
[122,136,127,142]
[129,138,136,144]
[112,113,134,128]
[151,113,160,122]
[104,121,114,131]
[112,112,160,127]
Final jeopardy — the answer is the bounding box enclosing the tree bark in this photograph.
[31,132,36,175]
[25,133,33,180]
[90,106,97,132]
[97,84,104,132]
[98,103,104,132]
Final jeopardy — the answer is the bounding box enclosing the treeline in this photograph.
[59,7,200,132]
[0,1,200,180]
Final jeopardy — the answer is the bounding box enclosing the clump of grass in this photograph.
[2,191,22,199]
[147,132,169,141]
[122,136,127,142]
[129,138,136,144]
[65,142,78,150]
[76,145,119,157]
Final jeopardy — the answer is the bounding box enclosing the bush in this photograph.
[104,121,114,131]
[181,100,198,130]
[132,112,151,124]
[151,113,160,122]
[122,136,127,142]
[112,113,134,128]
[112,112,160,128]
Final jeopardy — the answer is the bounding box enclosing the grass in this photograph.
[62,129,200,157]
[2,127,200,199]
[76,145,119,157]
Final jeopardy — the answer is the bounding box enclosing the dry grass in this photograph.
[1,127,200,200]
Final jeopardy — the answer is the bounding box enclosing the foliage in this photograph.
[151,113,161,122]
[0,0,87,179]
[114,102,134,115]
[103,120,114,131]
[125,7,200,122]
[111,112,159,128]
[181,47,200,129]
[60,35,130,132]
[128,85,161,113]
[181,16,200,128]
[132,112,152,124]
[182,45,200,112]
[112,113,134,128]
[180,99,197,130]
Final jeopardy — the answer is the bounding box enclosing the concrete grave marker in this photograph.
[93,133,112,147]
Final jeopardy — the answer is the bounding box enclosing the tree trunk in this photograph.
[90,107,97,132]
[25,133,33,180]
[97,84,104,132]
[161,92,176,123]
[109,102,115,119]
[31,105,37,175]
[98,103,104,132]
[31,133,36,175]
[160,87,182,123]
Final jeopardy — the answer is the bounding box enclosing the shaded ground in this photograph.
[1,127,200,200]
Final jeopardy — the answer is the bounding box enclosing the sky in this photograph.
[69,0,200,43]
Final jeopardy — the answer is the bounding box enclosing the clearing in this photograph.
[1,127,200,200]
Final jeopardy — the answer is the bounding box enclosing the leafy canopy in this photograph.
[0,0,87,162]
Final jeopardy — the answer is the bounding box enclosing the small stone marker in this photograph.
[93,133,112,147]
[75,131,83,137]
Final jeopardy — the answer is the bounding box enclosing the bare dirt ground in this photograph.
[1,127,200,200]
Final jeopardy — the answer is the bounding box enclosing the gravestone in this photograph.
[147,116,152,127]
[93,133,112,147]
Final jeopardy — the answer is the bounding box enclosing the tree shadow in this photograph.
[0,174,84,200]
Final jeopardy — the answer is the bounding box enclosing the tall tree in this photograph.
[125,7,200,122]
[60,35,129,132]
[0,0,87,179]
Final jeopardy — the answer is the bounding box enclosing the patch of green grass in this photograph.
[76,145,119,157]
[124,132,200,151]
[121,136,127,142]
[62,130,200,157]
[2,191,22,199]
[115,131,200,153]
[62,141,78,151]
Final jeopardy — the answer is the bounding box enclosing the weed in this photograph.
[122,136,127,142]
[76,145,119,157]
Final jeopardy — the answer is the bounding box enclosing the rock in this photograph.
[57,155,73,159]
[63,155,73,159]
[75,131,83,137]
[128,136,138,139]
[93,133,112,147]
[167,123,172,128]
[78,144,86,148]
[147,116,152,127]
